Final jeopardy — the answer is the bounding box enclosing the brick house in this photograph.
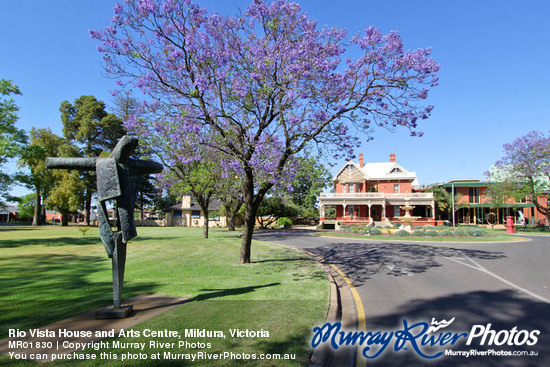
[441,179,549,225]
[318,153,435,229]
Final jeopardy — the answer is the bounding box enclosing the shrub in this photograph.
[452,230,466,237]
[422,224,435,230]
[395,229,410,237]
[277,217,293,228]
[339,225,351,232]
[425,230,440,237]
[370,228,382,236]
[439,230,453,237]
[469,229,490,237]
[78,227,91,236]
[412,229,425,237]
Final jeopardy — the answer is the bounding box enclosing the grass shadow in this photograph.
[0,236,102,248]
[0,253,159,338]
[191,282,281,302]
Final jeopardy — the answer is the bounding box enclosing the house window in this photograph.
[342,184,347,193]
[348,205,357,217]
[368,183,378,192]
[394,205,401,217]
[469,187,479,203]
[394,184,400,193]
[349,183,355,193]
[191,210,201,219]
[173,210,182,219]
[390,168,403,174]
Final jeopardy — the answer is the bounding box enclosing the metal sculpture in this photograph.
[46,136,163,318]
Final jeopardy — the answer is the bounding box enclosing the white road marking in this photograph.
[434,250,550,304]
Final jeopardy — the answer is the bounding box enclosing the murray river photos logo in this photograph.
[311,318,540,359]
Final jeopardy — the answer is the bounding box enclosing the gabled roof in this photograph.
[333,160,368,181]
[362,162,416,180]
[334,159,418,186]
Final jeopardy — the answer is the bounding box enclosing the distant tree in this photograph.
[487,131,550,224]
[111,90,139,122]
[0,79,27,205]
[430,186,467,221]
[255,197,299,229]
[60,95,126,224]
[17,128,65,225]
[47,169,86,226]
[17,193,35,221]
[93,0,440,263]
[217,178,243,231]
[152,190,180,212]
[164,156,219,238]
[285,156,332,217]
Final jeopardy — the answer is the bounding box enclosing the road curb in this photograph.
[292,248,358,367]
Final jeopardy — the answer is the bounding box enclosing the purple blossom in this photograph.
[92,0,441,260]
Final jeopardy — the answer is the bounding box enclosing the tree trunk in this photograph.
[203,209,209,239]
[223,200,242,231]
[41,205,46,225]
[240,171,256,263]
[228,215,236,231]
[140,190,144,221]
[32,188,42,226]
[85,190,92,226]
[61,212,69,226]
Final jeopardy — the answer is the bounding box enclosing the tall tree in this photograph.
[285,156,332,217]
[47,169,86,226]
[17,128,65,225]
[92,0,440,263]
[60,95,126,224]
[0,79,27,205]
[487,131,550,224]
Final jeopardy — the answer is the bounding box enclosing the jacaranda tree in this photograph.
[487,131,550,224]
[92,0,440,263]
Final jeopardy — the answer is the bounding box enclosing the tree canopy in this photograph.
[487,131,550,222]
[60,95,126,224]
[17,128,65,225]
[0,79,27,205]
[92,0,440,262]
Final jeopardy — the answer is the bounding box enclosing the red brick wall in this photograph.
[372,181,413,193]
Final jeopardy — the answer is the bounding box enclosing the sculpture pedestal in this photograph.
[96,304,133,319]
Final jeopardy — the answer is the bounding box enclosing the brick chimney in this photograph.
[181,195,191,208]
[359,153,364,168]
[390,153,396,162]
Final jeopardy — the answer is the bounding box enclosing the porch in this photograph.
[318,192,436,229]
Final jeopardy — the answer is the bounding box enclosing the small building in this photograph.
[318,153,435,228]
[441,179,548,225]
[165,195,229,228]
[0,205,19,222]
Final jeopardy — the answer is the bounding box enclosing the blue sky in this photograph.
[2,0,550,198]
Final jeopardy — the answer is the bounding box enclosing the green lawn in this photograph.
[0,226,329,366]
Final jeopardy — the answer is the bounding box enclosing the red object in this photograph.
[506,216,515,233]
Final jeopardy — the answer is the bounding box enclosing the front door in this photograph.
[371,206,382,221]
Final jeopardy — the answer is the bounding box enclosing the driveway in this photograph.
[254,230,550,366]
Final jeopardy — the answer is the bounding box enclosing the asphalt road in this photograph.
[253,230,550,366]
